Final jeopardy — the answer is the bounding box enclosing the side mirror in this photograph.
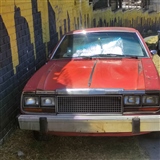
[150,50,157,55]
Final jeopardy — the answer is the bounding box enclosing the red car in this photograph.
[18,27,160,140]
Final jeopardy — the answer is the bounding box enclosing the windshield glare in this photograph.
[53,32,147,59]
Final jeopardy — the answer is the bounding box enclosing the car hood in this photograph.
[24,58,160,91]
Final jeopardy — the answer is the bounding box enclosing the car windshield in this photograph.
[52,32,147,59]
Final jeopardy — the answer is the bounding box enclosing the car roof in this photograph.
[66,27,138,35]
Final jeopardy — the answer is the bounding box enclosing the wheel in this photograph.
[33,131,50,141]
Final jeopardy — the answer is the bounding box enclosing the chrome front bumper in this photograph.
[18,114,160,133]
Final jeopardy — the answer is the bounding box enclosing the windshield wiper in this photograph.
[91,53,124,57]
[92,54,139,59]
[76,54,139,59]
[105,54,139,59]
[77,54,122,58]
[77,55,93,59]
[123,55,138,59]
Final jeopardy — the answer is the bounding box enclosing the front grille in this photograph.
[57,96,122,113]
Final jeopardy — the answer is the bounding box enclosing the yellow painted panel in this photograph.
[15,0,35,59]
[15,0,34,45]
[1,13,19,73]
[37,0,49,43]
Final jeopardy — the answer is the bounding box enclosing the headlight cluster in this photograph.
[124,96,140,105]
[142,95,159,105]
[124,95,159,106]
[24,97,39,106]
[24,96,55,107]
[41,97,55,106]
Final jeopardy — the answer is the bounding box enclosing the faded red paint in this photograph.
[24,58,159,92]
[141,58,160,90]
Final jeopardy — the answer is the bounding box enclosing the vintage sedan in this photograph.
[18,27,160,140]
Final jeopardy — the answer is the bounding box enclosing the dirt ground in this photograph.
[0,129,149,160]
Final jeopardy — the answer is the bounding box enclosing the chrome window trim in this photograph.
[135,32,150,57]
[50,35,66,59]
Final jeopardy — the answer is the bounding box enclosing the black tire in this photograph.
[33,131,50,141]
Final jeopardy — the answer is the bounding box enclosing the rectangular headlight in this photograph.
[24,97,39,106]
[124,96,140,106]
[142,95,159,105]
[41,97,55,106]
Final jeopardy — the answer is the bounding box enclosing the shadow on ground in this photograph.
[0,129,149,160]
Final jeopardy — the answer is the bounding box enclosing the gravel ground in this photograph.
[138,134,160,160]
[0,129,149,160]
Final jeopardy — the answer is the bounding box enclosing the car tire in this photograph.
[33,131,50,141]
